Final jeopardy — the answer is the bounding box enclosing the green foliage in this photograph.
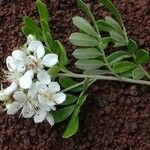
[63,112,79,138]
[73,16,98,38]
[61,94,78,106]
[22,17,43,40]
[59,76,83,92]
[69,32,99,47]
[107,51,131,66]
[75,60,105,71]
[75,0,97,29]
[113,61,137,74]
[73,48,101,59]
[48,66,60,78]
[21,0,150,139]
[53,104,76,123]
[132,67,145,80]
[36,0,49,23]
[99,0,123,26]
[135,49,149,64]
[128,39,138,54]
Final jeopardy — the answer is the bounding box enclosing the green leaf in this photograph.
[114,41,127,47]
[105,17,123,35]
[107,51,131,66]
[73,48,101,59]
[41,19,50,33]
[73,16,98,38]
[22,26,43,40]
[48,66,60,77]
[42,31,53,50]
[99,0,123,27]
[59,76,83,92]
[57,41,68,67]
[69,32,99,47]
[102,37,113,49]
[36,0,49,23]
[53,104,76,123]
[52,40,61,56]
[77,95,87,107]
[113,61,137,73]
[83,78,90,92]
[23,16,41,34]
[121,69,133,78]
[76,0,96,27]
[135,49,149,64]
[63,113,79,138]
[97,20,115,32]
[61,94,78,106]
[128,39,138,54]
[75,60,105,70]
[83,69,111,75]
[132,67,145,80]
[110,31,125,42]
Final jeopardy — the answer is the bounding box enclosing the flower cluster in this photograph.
[0,35,66,125]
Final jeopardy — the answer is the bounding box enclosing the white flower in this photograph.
[37,73,66,107]
[7,83,38,118]
[5,50,27,85]
[0,82,17,101]
[6,50,26,73]
[26,40,58,72]
[34,105,55,126]
[19,70,34,89]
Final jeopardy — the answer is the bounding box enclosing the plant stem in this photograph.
[58,73,150,86]
[97,44,121,78]
[61,81,84,93]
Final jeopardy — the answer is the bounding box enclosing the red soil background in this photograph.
[0,0,150,149]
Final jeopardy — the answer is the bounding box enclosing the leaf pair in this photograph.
[128,39,149,65]
[97,17,126,47]
[23,0,49,40]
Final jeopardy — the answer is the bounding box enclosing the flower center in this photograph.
[42,91,55,103]
[26,59,43,72]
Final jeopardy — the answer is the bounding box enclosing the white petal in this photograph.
[0,92,8,101]
[23,70,34,79]
[19,77,32,89]
[21,105,35,118]
[38,95,47,105]
[39,104,51,111]
[13,91,26,102]
[27,41,45,58]
[46,113,54,126]
[46,101,56,107]
[5,102,12,110]
[42,54,58,67]
[34,44,45,59]
[6,56,16,72]
[27,34,36,44]
[19,78,32,89]
[28,83,37,98]
[48,82,60,92]
[7,102,23,115]
[54,92,66,104]
[37,70,51,84]
[12,50,26,60]
[19,70,34,89]
[4,82,18,95]
[37,83,48,93]
[34,109,46,123]
[15,59,26,72]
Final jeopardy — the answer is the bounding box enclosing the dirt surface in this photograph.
[0,0,150,149]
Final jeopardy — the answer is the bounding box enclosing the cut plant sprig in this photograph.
[1,0,150,139]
